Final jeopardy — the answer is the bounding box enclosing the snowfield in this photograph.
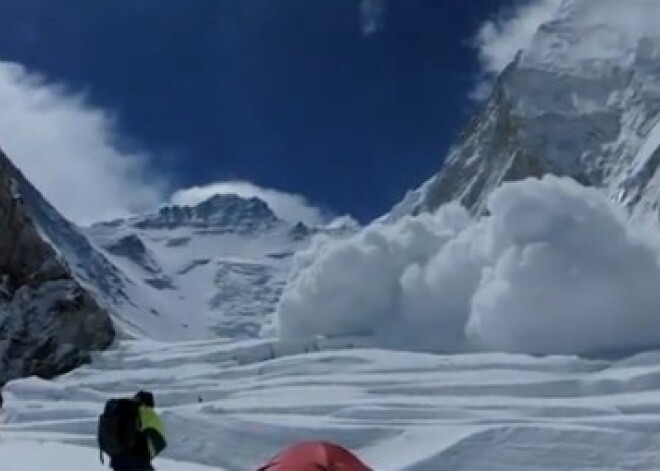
[5,338,660,470]
[0,440,219,471]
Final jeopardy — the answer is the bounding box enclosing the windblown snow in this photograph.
[275,176,660,356]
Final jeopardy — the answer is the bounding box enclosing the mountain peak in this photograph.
[123,193,280,233]
[391,0,660,222]
[193,193,275,219]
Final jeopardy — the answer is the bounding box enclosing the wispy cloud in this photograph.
[0,62,166,225]
[360,0,387,37]
[171,181,329,226]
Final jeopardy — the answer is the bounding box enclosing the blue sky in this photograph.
[0,0,551,224]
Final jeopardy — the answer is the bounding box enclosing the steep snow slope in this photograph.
[391,0,660,222]
[84,195,354,341]
[6,340,660,470]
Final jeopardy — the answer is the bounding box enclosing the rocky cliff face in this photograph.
[391,0,660,222]
[0,151,114,385]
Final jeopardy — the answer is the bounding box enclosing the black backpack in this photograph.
[97,398,141,462]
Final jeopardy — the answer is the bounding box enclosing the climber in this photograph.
[98,390,167,471]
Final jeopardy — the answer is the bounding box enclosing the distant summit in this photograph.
[96,193,280,234]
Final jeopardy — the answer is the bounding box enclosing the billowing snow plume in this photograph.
[274,176,660,355]
[471,0,562,100]
[474,0,562,76]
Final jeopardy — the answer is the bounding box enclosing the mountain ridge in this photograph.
[391,0,660,223]
[0,149,114,384]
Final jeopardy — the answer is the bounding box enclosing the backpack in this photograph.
[97,398,141,462]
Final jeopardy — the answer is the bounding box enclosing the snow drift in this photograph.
[274,176,660,355]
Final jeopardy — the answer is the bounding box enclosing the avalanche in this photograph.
[275,176,660,356]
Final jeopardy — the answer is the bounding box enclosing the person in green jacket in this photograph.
[106,390,167,471]
[136,391,167,460]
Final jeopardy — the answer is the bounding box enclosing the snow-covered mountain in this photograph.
[13,2,660,469]
[0,150,114,385]
[391,0,660,222]
[0,136,357,383]
[83,194,354,341]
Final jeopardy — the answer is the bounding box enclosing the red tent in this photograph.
[257,441,373,471]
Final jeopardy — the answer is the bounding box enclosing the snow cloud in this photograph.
[274,176,660,356]
[0,62,165,225]
[171,181,328,226]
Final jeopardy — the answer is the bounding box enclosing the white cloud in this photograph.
[171,181,328,226]
[0,61,331,228]
[360,0,387,37]
[0,62,165,225]
[273,175,660,356]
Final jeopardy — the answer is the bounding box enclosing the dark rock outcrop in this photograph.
[0,152,115,385]
[130,194,280,233]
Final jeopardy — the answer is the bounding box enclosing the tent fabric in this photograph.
[257,441,373,471]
